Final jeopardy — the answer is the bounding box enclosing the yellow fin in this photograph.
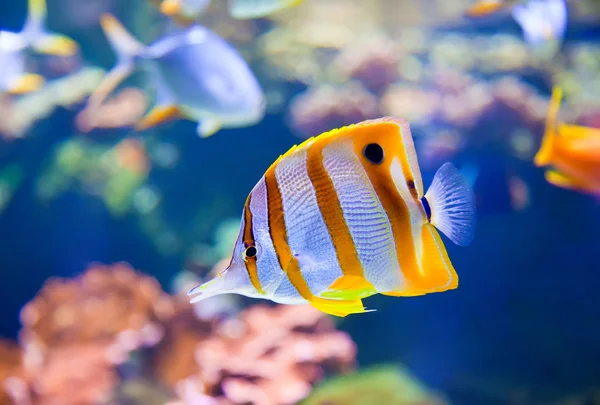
[385,224,458,296]
[545,170,600,194]
[33,34,78,56]
[417,224,458,292]
[381,289,426,297]
[309,297,373,317]
[465,0,505,17]
[534,86,563,167]
[8,74,45,94]
[136,105,182,131]
[558,123,600,140]
[320,275,377,300]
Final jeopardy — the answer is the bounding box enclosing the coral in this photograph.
[75,88,148,133]
[3,263,358,405]
[380,84,441,127]
[0,340,22,405]
[167,304,356,405]
[19,262,172,354]
[332,36,402,93]
[288,82,379,138]
[301,366,449,405]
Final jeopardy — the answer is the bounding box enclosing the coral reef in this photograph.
[288,82,379,139]
[0,263,357,405]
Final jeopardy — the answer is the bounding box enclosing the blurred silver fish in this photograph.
[88,14,266,137]
[159,0,303,21]
[465,0,567,53]
[0,0,78,94]
[512,0,567,51]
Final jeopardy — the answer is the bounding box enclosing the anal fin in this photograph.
[309,297,374,317]
[320,275,377,300]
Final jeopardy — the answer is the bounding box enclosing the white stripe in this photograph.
[390,157,427,273]
[274,146,343,297]
[248,177,287,297]
[322,141,404,292]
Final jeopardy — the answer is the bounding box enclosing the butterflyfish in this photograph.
[534,87,600,196]
[157,0,303,21]
[88,14,266,137]
[188,117,476,317]
[0,0,79,94]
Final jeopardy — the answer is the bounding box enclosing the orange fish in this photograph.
[534,87,600,195]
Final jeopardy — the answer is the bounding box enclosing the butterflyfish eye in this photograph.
[245,245,257,258]
[363,143,384,164]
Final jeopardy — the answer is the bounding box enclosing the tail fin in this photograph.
[23,0,78,56]
[423,163,476,247]
[88,14,144,109]
[534,86,563,167]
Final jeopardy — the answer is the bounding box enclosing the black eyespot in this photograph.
[245,246,257,258]
[363,143,384,164]
[407,179,415,191]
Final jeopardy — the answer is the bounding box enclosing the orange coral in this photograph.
[0,340,21,405]
[5,263,357,405]
[19,262,172,353]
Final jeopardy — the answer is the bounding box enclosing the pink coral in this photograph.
[187,304,356,405]
[4,263,357,405]
[0,340,22,405]
[333,37,402,93]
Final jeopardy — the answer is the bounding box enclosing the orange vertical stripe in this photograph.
[350,123,425,290]
[306,139,366,279]
[263,166,314,300]
[242,195,265,294]
[264,162,367,316]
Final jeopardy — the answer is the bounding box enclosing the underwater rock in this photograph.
[301,365,449,405]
